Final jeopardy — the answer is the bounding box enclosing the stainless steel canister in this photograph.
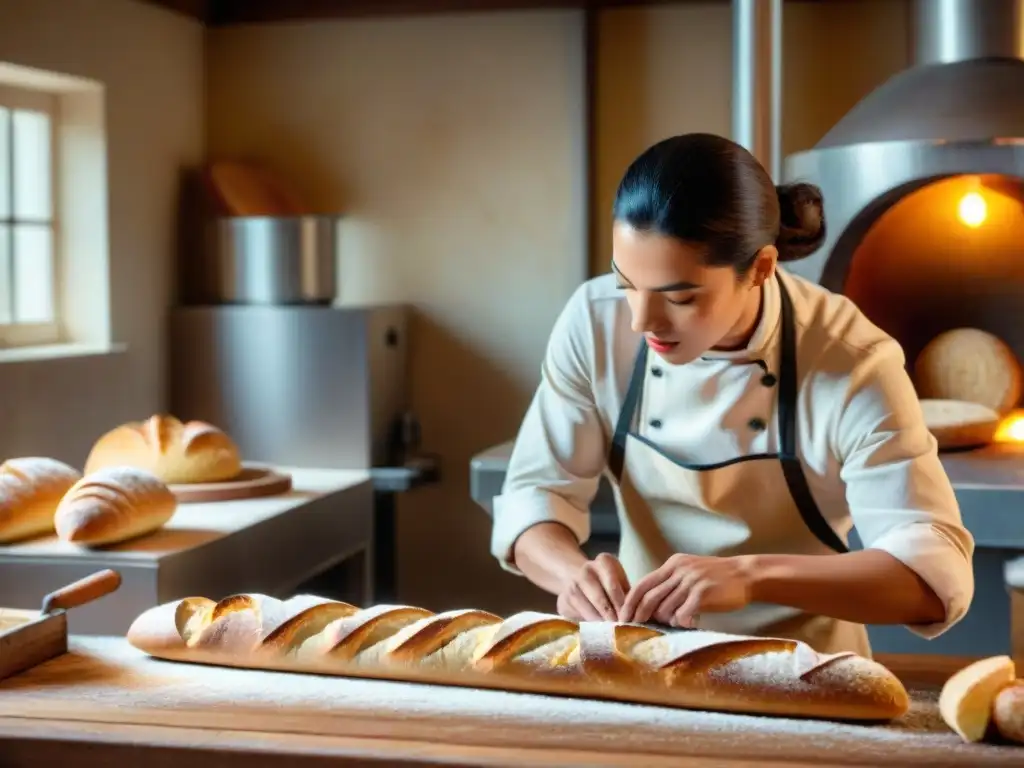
[209,216,338,305]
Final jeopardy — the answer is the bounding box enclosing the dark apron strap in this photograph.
[776,278,849,554]
[608,341,648,483]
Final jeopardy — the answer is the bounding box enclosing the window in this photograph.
[0,84,60,347]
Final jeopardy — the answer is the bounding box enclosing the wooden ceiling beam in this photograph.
[206,0,709,27]
[137,0,210,22]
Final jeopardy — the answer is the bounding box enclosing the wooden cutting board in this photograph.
[0,638,1020,766]
[169,466,293,504]
[0,570,121,680]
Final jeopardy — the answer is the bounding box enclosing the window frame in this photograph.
[0,82,62,348]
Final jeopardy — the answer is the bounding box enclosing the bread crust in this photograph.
[126,594,910,722]
[85,415,242,485]
[0,457,82,543]
[55,466,178,547]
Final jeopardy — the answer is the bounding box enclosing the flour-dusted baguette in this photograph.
[126,594,910,721]
[55,466,177,547]
[85,414,242,485]
[0,457,82,543]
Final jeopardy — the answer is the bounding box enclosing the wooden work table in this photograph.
[0,638,1021,766]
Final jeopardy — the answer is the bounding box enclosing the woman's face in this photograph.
[611,222,776,365]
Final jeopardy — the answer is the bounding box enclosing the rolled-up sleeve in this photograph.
[491,286,608,575]
[835,339,975,638]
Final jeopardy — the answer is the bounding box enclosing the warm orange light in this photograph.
[995,410,1024,442]
[958,191,987,228]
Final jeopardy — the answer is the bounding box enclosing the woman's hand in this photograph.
[619,554,755,627]
[556,552,631,621]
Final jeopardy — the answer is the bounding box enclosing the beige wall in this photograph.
[206,11,588,613]
[0,0,204,464]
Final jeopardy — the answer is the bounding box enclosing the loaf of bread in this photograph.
[919,398,1002,450]
[994,680,1024,743]
[0,457,82,543]
[126,593,910,721]
[55,467,177,547]
[85,414,242,485]
[939,655,1016,742]
[914,328,1022,415]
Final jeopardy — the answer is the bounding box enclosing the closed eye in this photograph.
[667,296,696,306]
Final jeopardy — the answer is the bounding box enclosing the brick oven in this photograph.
[786,0,1024,447]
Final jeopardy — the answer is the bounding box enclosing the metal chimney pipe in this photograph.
[913,0,1024,66]
[732,0,783,180]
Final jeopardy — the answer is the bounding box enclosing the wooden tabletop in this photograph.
[0,638,1021,767]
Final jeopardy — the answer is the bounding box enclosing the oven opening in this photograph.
[841,173,1024,449]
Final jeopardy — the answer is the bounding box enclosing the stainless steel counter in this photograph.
[470,441,1024,658]
[0,468,374,635]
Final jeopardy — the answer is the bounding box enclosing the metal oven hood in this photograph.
[783,0,1024,289]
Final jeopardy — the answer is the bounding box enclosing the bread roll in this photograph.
[55,467,177,547]
[126,594,910,722]
[919,398,1001,450]
[0,458,82,543]
[85,414,242,484]
[994,680,1024,744]
[914,328,1022,415]
[939,655,1016,742]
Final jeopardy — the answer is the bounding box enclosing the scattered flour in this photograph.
[0,637,1019,765]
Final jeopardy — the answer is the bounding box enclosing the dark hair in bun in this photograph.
[775,182,826,262]
[612,133,827,272]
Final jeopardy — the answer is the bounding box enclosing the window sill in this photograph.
[0,342,127,364]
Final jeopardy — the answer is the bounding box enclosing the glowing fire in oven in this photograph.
[957,190,988,228]
[995,411,1024,443]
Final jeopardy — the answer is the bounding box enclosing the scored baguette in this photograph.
[126,594,910,721]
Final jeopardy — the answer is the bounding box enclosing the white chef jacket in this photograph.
[491,268,975,639]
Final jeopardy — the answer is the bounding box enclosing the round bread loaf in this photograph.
[85,414,242,485]
[918,399,1001,451]
[913,328,1022,415]
[993,680,1024,744]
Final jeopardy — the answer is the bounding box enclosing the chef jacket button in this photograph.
[650,419,663,429]
[651,367,663,377]
[760,372,777,387]
[748,417,766,432]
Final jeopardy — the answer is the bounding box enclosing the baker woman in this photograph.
[491,132,975,656]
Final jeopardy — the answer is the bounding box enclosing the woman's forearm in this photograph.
[511,522,590,596]
[745,548,947,626]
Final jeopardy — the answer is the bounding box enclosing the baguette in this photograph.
[55,466,177,547]
[85,414,242,485]
[126,594,910,722]
[0,457,82,543]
